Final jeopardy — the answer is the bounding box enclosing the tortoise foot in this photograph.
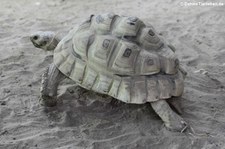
[165,115,188,132]
[151,100,188,132]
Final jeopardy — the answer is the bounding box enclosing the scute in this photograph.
[88,35,118,66]
[158,76,172,99]
[73,30,94,60]
[112,16,145,37]
[146,76,159,102]
[53,13,186,104]
[137,27,163,50]
[92,74,113,94]
[69,58,86,84]
[117,77,131,103]
[130,76,147,103]
[81,67,98,89]
[58,54,75,76]
[110,41,141,74]
[171,71,185,96]
[90,13,117,34]
[135,50,160,75]
[108,76,121,98]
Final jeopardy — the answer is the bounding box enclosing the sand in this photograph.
[0,0,225,148]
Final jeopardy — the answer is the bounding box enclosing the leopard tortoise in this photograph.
[30,13,187,131]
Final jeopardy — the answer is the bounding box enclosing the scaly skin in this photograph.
[151,100,187,132]
[40,64,66,107]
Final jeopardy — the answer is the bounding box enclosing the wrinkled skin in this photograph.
[30,31,188,132]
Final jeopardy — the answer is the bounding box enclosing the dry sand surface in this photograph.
[0,0,225,148]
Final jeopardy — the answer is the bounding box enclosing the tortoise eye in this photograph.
[128,22,135,26]
[33,35,39,40]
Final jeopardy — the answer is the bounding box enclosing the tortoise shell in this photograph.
[53,13,185,103]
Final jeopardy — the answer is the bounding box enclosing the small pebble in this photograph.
[3,89,10,93]
[0,130,8,135]
[1,101,6,105]
[194,69,208,75]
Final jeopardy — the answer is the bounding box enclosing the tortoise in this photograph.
[30,13,187,132]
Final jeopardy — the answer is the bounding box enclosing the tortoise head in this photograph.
[30,31,59,51]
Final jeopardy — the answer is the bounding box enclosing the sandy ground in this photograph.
[0,0,225,148]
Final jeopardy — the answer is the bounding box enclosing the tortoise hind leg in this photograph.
[40,63,66,107]
[150,100,187,132]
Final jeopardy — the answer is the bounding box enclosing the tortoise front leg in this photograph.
[151,100,187,132]
[40,63,66,107]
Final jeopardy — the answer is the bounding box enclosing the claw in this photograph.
[180,121,188,133]
[165,119,188,132]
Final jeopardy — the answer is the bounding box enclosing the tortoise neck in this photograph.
[46,36,61,51]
